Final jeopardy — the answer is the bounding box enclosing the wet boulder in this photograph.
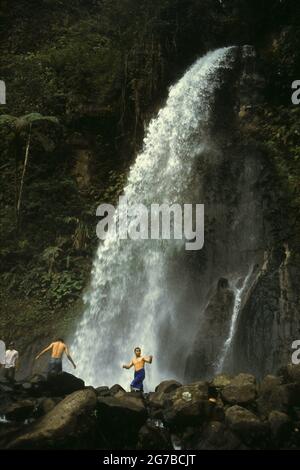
[268,410,291,445]
[211,374,232,389]
[225,405,267,447]
[221,373,256,405]
[147,383,181,420]
[196,421,245,450]
[46,372,85,396]
[0,389,13,413]
[6,388,97,449]
[155,380,182,396]
[4,400,36,422]
[97,392,147,448]
[30,374,46,384]
[0,382,14,393]
[277,364,300,384]
[147,392,165,420]
[96,386,111,397]
[137,421,172,450]
[256,375,298,416]
[21,382,33,392]
[162,382,211,429]
[208,398,225,422]
[109,384,126,398]
[27,374,47,397]
[37,398,59,416]
[260,374,282,392]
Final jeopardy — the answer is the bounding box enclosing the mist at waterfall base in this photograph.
[68,46,251,390]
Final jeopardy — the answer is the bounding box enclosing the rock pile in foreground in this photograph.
[1,365,300,449]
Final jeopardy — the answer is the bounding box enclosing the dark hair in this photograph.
[57,338,64,343]
[9,341,15,348]
[134,346,141,352]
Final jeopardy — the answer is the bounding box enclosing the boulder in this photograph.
[39,398,57,415]
[96,386,111,397]
[257,379,299,416]
[0,391,12,413]
[209,399,225,422]
[30,374,46,384]
[175,382,209,400]
[148,391,164,407]
[137,422,172,450]
[212,374,232,389]
[259,375,282,394]
[277,364,300,384]
[284,364,300,384]
[25,375,47,397]
[21,382,33,392]
[268,410,291,444]
[3,400,36,422]
[46,372,85,396]
[148,380,182,417]
[147,393,165,420]
[162,382,210,429]
[97,393,147,447]
[196,421,244,450]
[221,373,256,405]
[180,425,202,448]
[6,388,97,449]
[155,380,182,396]
[0,382,14,393]
[109,384,126,397]
[225,405,267,447]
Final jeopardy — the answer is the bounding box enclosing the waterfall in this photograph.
[70,46,238,389]
[215,267,253,375]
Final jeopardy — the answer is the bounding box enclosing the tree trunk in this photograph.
[16,124,32,230]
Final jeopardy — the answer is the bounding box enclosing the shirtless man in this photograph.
[122,347,153,392]
[35,338,76,376]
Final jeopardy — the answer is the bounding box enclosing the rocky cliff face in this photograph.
[184,42,300,381]
[232,246,300,378]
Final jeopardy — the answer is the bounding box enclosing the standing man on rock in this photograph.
[35,338,76,377]
[122,346,153,392]
[4,341,19,382]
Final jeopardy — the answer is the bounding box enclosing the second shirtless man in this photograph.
[35,338,76,376]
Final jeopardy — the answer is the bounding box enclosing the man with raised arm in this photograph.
[35,338,76,377]
[122,346,153,392]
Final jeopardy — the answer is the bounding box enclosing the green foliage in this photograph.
[42,246,63,273]
[0,113,59,135]
[39,271,85,307]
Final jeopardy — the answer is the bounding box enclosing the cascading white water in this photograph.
[215,267,253,374]
[70,46,237,389]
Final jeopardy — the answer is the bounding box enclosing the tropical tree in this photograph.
[0,113,59,230]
